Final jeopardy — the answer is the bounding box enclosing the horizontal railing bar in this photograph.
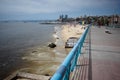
[51,25,90,80]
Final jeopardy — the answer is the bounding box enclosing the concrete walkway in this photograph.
[91,26,120,80]
[70,26,120,80]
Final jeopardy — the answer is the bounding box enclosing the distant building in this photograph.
[58,14,70,22]
[118,15,120,24]
[65,15,68,20]
[59,15,64,22]
[57,14,120,26]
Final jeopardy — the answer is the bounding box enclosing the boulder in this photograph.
[48,43,56,48]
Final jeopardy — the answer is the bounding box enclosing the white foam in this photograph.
[53,34,59,39]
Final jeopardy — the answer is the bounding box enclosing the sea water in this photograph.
[0,22,57,79]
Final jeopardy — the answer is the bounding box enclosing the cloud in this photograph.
[0,0,120,20]
[0,0,119,14]
[0,0,70,14]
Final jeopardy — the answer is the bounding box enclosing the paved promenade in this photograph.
[70,26,120,80]
[91,26,120,80]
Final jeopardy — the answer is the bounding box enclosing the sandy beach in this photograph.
[55,24,86,42]
[5,23,86,79]
[61,24,86,41]
[23,24,86,75]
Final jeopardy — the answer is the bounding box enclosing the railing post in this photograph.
[63,65,70,80]
[70,53,76,72]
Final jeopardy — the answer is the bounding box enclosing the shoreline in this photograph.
[5,23,86,80]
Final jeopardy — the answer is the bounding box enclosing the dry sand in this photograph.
[61,24,86,41]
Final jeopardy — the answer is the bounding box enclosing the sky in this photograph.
[0,0,120,20]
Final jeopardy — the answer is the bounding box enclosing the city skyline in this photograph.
[0,0,120,20]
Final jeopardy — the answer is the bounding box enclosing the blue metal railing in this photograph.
[51,25,90,80]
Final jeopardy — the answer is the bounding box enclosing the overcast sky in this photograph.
[0,0,120,20]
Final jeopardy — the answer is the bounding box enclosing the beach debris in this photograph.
[105,28,111,34]
[65,37,78,48]
[44,74,50,76]
[4,71,51,80]
[48,43,56,48]
[32,51,37,53]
